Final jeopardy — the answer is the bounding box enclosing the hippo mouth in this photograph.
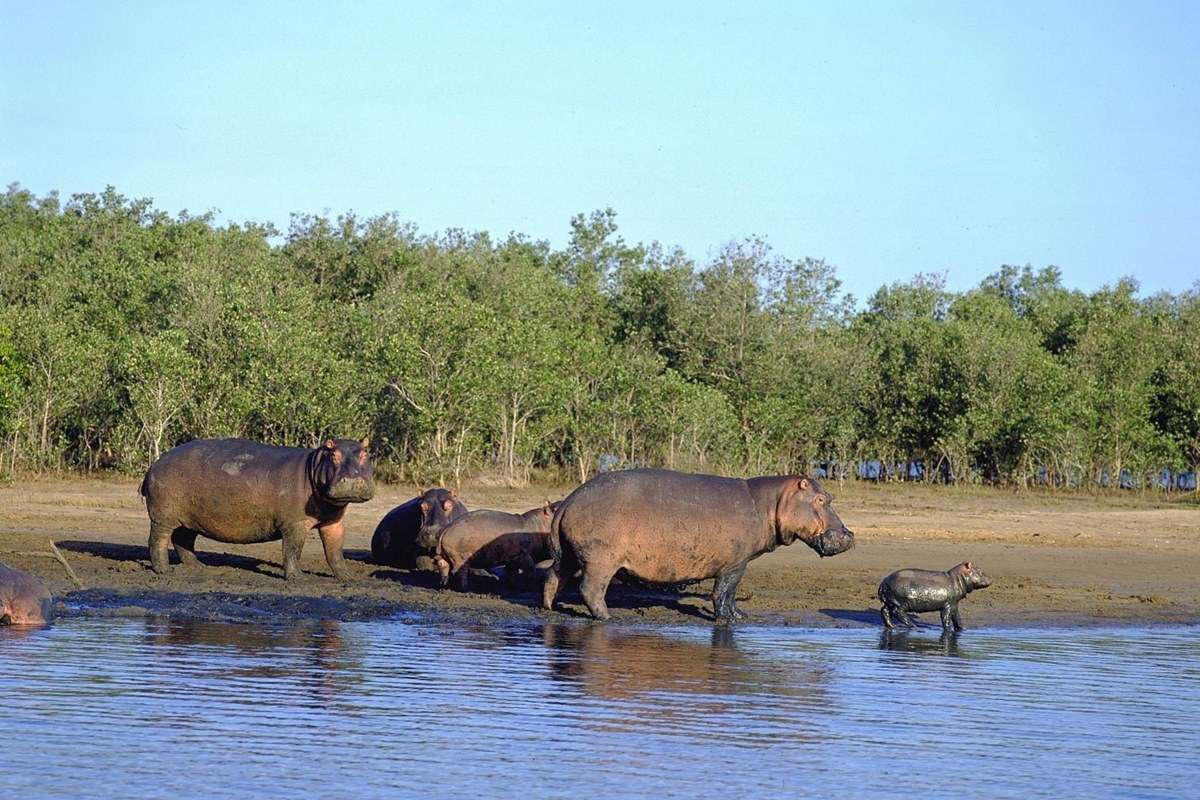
[326,477,376,504]
[810,528,855,558]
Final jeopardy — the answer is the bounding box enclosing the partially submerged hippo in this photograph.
[0,562,53,626]
[434,502,558,590]
[543,469,855,622]
[140,437,375,581]
[370,488,468,569]
[878,562,992,631]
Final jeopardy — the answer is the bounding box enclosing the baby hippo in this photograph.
[878,561,992,631]
[1,562,53,626]
[434,501,559,590]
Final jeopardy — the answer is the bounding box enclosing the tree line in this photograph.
[1,184,1197,490]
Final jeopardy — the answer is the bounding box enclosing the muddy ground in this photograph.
[1,476,1197,627]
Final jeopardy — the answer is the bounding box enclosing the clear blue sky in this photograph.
[3,1,1197,302]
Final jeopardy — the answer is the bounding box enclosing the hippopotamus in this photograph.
[370,488,468,569]
[0,562,53,626]
[140,437,375,581]
[433,501,558,590]
[877,562,992,631]
[543,469,855,622]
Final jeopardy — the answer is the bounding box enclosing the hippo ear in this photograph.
[324,439,336,450]
[965,561,974,570]
[543,500,553,515]
[419,499,431,516]
[441,498,455,513]
[798,477,811,491]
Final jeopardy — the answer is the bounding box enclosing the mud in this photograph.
[2,477,1198,627]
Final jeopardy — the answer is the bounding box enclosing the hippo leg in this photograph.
[148,521,173,574]
[579,564,616,621]
[171,528,202,567]
[282,524,308,581]
[435,557,451,587]
[950,604,964,632]
[894,607,918,627]
[456,567,470,591]
[712,564,748,623]
[880,605,895,629]
[939,604,955,631]
[542,565,563,610]
[318,521,351,583]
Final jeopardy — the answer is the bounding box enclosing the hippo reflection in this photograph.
[878,629,963,657]
[541,623,829,716]
[142,617,352,701]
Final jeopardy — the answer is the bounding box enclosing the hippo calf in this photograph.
[0,562,53,626]
[434,502,557,590]
[878,562,992,631]
[370,488,467,570]
[544,469,855,622]
[140,437,375,581]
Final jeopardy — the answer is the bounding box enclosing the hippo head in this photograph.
[776,476,855,557]
[521,500,561,531]
[950,562,992,593]
[418,488,467,534]
[313,438,376,504]
[0,592,53,627]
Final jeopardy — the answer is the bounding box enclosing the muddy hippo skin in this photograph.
[370,488,467,569]
[0,562,53,626]
[140,437,375,581]
[878,562,992,631]
[434,501,558,590]
[543,469,855,622]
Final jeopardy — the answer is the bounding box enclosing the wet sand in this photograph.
[1,477,1197,627]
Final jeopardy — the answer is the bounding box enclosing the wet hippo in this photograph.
[140,437,375,581]
[878,562,992,631]
[370,488,468,569]
[0,562,53,626]
[434,501,558,590]
[543,469,855,622]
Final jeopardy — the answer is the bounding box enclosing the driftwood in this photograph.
[3,540,84,589]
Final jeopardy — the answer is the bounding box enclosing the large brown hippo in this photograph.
[433,501,558,590]
[370,488,468,569]
[0,562,53,626]
[543,469,855,622]
[140,437,375,581]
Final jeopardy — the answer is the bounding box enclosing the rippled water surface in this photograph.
[2,617,1197,799]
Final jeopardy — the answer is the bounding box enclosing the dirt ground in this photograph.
[1,476,1197,627]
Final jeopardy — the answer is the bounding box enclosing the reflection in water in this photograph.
[542,623,748,699]
[142,616,354,703]
[1,619,1197,800]
[878,628,962,656]
[540,622,831,742]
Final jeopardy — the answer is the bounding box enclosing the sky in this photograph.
[2,1,1198,303]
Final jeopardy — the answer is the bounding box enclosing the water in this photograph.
[1,617,1197,799]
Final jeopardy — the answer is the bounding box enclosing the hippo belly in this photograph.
[880,570,955,612]
[558,469,764,584]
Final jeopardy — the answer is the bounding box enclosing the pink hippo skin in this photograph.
[0,562,53,626]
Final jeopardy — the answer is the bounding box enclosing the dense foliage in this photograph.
[1,185,1196,489]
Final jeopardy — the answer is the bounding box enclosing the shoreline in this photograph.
[4,477,1198,631]
[54,586,1200,629]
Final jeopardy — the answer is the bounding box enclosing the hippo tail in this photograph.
[543,500,577,608]
[138,471,150,502]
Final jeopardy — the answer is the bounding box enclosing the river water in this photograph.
[1,617,1196,799]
